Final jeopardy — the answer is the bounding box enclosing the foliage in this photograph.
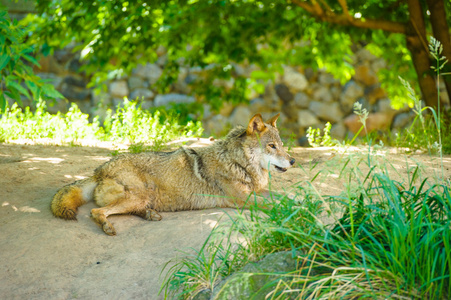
[306,122,336,147]
[160,153,451,299]
[27,0,449,108]
[0,7,63,110]
[0,99,203,148]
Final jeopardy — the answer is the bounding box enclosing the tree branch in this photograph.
[291,0,407,34]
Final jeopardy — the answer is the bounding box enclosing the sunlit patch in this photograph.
[203,219,218,228]
[2,201,9,207]
[74,176,87,180]
[23,157,64,164]
[18,206,40,213]
[64,175,73,179]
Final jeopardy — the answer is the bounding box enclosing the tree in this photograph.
[31,0,451,110]
[0,7,63,110]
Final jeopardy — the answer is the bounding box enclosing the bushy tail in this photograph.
[51,177,97,220]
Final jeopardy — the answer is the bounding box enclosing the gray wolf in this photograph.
[51,113,295,235]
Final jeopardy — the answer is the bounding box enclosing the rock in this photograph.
[340,80,364,113]
[309,101,343,123]
[377,98,394,113]
[133,63,163,85]
[141,100,153,110]
[294,92,310,108]
[354,64,379,86]
[35,55,65,75]
[153,93,195,107]
[283,66,308,92]
[372,58,387,73]
[392,111,415,129]
[129,88,154,101]
[212,251,298,299]
[109,80,129,98]
[219,102,235,116]
[67,57,83,73]
[60,83,91,101]
[146,63,163,85]
[128,76,146,90]
[298,136,310,147]
[367,85,386,104]
[318,72,339,86]
[63,75,86,88]
[298,110,320,128]
[204,114,228,136]
[330,122,347,139]
[249,98,268,113]
[312,86,334,103]
[212,78,235,91]
[91,90,112,106]
[344,111,396,135]
[355,48,376,63]
[275,83,293,102]
[174,67,191,94]
[228,106,252,127]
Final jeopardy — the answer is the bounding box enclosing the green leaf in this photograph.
[0,54,10,72]
[6,79,30,100]
[0,91,6,112]
[41,83,64,99]
[22,54,41,67]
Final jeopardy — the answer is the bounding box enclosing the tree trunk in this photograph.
[426,0,451,106]
[406,0,438,109]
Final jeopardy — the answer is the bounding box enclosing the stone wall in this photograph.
[29,45,449,145]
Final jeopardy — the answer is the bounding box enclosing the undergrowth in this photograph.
[160,38,451,299]
[160,153,450,299]
[0,98,203,150]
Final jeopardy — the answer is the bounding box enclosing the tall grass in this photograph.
[160,38,450,299]
[161,156,450,299]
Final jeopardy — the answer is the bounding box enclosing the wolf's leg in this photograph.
[92,180,153,235]
[133,205,162,221]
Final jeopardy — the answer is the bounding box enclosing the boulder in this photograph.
[344,111,396,135]
[129,88,154,101]
[340,80,364,113]
[228,106,252,127]
[298,110,320,128]
[294,92,310,108]
[154,93,195,108]
[128,76,146,90]
[309,101,343,123]
[283,66,308,92]
[354,64,378,86]
[210,251,298,300]
[312,86,334,103]
[275,83,294,102]
[109,80,129,98]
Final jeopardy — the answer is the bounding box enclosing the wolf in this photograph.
[51,113,295,235]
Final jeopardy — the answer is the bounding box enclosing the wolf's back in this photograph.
[51,177,97,220]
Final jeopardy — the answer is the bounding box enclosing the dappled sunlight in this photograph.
[23,157,65,164]
[1,202,40,213]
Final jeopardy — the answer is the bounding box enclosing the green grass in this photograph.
[160,153,450,299]
[0,98,203,150]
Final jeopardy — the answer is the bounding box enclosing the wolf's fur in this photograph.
[51,113,295,235]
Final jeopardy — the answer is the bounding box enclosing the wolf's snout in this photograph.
[290,158,295,166]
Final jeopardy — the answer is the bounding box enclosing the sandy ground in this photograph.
[0,142,450,299]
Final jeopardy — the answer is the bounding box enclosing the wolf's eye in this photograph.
[268,143,276,149]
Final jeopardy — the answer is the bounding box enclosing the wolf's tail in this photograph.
[51,177,97,220]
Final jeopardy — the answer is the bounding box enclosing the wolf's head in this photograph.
[246,113,296,173]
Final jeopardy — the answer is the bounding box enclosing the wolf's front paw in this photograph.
[102,222,116,236]
[145,209,162,221]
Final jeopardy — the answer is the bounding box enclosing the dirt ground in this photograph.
[0,141,450,299]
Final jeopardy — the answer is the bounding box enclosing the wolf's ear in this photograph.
[266,113,280,127]
[247,114,266,135]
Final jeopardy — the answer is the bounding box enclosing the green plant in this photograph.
[0,8,63,110]
[306,122,336,147]
[0,98,203,147]
[160,152,451,299]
